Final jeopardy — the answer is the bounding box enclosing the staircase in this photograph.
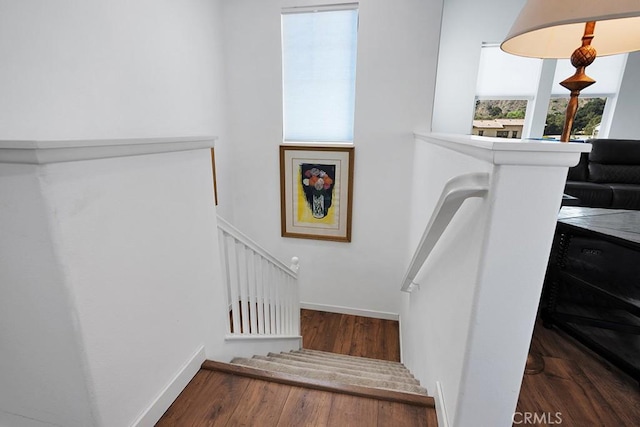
[157,309,437,425]
[231,349,428,396]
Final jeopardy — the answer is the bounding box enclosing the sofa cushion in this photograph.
[564,181,613,208]
[586,139,640,184]
[609,184,640,210]
[588,164,640,184]
[588,138,640,164]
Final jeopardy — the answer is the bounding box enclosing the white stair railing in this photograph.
[217,216,300,337]
[401,172,490,292]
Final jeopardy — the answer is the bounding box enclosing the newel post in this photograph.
[290,256,300,273]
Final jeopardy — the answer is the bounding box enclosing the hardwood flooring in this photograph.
[156,370,437,426]
[300,309,400,362]
[156,310,435,426]
[157,309,640,426]
[517,321,640,426]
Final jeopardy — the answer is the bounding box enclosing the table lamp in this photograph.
[501,0,640,142]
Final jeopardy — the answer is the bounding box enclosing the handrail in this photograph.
[217,216,298,278]
[400,172,490,292]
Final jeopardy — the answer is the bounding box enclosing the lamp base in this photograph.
[559,22,597,142]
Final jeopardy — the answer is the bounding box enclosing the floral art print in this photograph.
[300,164,336,220]
[280,145,353,242]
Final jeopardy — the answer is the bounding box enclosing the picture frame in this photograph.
[210,148,218,205]
[280,145,354,242]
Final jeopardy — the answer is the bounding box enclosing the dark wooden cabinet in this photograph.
[542,208,640,384]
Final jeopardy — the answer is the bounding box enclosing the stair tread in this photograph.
[231,357,428,395]
[271,352,415,377]
[257,355,420,384]
[202,359,435,408]
[297,349,405,367]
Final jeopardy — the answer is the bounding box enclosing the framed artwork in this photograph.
[280,145,354,242]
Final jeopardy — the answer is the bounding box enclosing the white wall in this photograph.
[0,164,97,427]
[44,150,226,427]
[609,51,640,139]
[401,135,588,426]
[402,140,491,421]
[0,0,232,426]
[431,0,527,134]
[1,146,229,427]
[0,0,236,222]
[220,0,443,316]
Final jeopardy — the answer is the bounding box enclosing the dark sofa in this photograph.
[564,138,640,210]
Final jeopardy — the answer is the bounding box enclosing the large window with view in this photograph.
[474,43,628,140]
[472,44,541,138]
[473,99,528,138]
[281,4,358,143]
[541,54,626,140]
[543,97,606,139]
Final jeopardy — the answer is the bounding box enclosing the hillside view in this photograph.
[474,98,605,137]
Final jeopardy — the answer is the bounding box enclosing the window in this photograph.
[543,97,606,139]
[472,44,540,135]
[546,54,625,139]
[475,44,541,99]
[496,131,509,138]
[472,100,526,138]
[282,5,359,142]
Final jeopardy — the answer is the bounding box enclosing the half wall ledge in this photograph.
[0,136,217,164]
[414,132,591,166]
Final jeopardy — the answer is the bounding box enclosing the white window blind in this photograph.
[476,44,542,98]
[282,6,358,142]
[551,53,628,96]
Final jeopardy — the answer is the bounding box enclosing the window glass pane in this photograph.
[472,99,527,138]
[543,97,606,139]
[282,9,358,142]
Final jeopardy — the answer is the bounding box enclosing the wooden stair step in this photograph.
[296,348,405,367]
[201,360,435,408]
[230,357,429,395]
[269,352,416,377]
[254,354,421,385]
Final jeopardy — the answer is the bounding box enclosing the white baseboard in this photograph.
[132,346,205,427]
[300,302,399,321]
[435,381,450,427]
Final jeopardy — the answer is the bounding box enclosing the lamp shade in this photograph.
[501,0,640,58]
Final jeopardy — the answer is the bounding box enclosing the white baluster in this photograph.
[256,254,265,335]
[248,250,258,335]
[218,230,232,334]
[269,263,276,334]
[237,243,250,335]
[226,234,241,335]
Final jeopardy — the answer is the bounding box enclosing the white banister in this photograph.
[217,216,300,338]
[400,172,490,292]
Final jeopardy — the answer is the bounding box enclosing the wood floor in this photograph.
[300,309,401,362]
[157,309,640,426]
[156,310,432,426]
[517,321,640,426]
[156,370,436,426]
